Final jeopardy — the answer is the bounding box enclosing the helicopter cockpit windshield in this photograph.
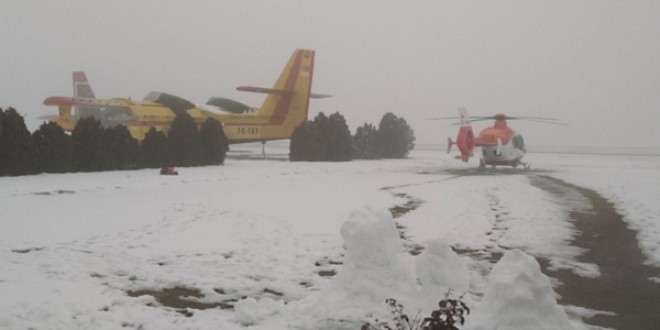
[512,135,526,151]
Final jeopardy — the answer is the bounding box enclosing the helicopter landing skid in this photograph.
[513,161,530,170]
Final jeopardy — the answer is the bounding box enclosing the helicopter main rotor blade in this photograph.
[426,116,456,121]
[505,116,561,121]
[427,115,493,121]
[450,118,567,126]
[511,118,568,126]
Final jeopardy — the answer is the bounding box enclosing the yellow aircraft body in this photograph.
[43,49,329,143]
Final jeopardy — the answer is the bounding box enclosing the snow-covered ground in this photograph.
[0,145,658,329]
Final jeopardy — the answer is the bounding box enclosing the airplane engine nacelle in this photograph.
[456,126,475,162]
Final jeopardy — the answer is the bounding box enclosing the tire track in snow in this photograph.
[530,175,660,330]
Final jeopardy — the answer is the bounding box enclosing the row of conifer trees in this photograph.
[0,107,414,176]
[290,111,415,162]
[0,107,229,177]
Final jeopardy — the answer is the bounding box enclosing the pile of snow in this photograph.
[239,207,419,328]
[468,249,574,330]
[234,297,285,326]
[296,207,418,326]
[234,210,582,330]
[332,207,417,300]
[415,239,470,306]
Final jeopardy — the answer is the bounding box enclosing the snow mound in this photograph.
[287,207,418,327]
[469,249,574,330]
[332,206,417,299]
[416,239,470,298]
[234,297,284,326]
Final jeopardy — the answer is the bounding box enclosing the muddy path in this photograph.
[530,175,660,330]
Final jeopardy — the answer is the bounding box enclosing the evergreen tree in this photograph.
[312,112,330,161]
[375,112,416,158]
[72,116,112,172]
[290,112,352,162]
[32,121,75,173]
[168,113,203,166]
[376,112,416,158]
[352,123,378,159]
[141,127,170,168]
[290,121,321,161]
[199,117,229,165]
[106,125,142,170]
[0,107,36,176]
[326,112,353,161]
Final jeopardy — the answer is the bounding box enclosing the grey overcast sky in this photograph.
[1,0,658,148]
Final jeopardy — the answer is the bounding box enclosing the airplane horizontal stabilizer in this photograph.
[236,86,297,96]
[310,93,332,99]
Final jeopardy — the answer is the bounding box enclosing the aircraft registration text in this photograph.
[234,126,261,138]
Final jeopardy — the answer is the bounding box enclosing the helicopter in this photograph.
[429,107,564,169]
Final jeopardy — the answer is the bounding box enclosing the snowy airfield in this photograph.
[1,145,658,330]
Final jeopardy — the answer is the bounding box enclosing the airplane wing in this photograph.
[206,97,253,113]
[43,96,127,108]
[43,96,137,123]
[38,115,60,120]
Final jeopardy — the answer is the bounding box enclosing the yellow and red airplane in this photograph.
[43,49,329,143]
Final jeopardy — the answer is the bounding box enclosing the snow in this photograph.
[333,207,417,300]
[467,249,575,330]
[415,239,470,299]
[525,152,660,267]
[283,207,420,329]
[235,297,285,326]
[0,145,657,329]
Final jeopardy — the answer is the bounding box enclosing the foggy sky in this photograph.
[1,0,658,148]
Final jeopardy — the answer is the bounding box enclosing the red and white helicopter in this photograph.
[430,107,563,169]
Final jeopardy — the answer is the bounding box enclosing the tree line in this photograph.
[0,107,414,176]
[290,112,415,162]
[0,107,229,177]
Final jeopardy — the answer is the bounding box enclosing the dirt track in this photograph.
[529,175,660,330]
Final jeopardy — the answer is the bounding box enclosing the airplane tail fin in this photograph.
[237,49,319,137]
[72,71,97,119]
[455,107,475,162]
[73,72,95,98]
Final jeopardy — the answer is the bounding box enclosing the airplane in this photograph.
[430,107,563,169]
[42,49,329,144]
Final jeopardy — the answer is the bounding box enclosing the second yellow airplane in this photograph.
[43,49,329,143]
